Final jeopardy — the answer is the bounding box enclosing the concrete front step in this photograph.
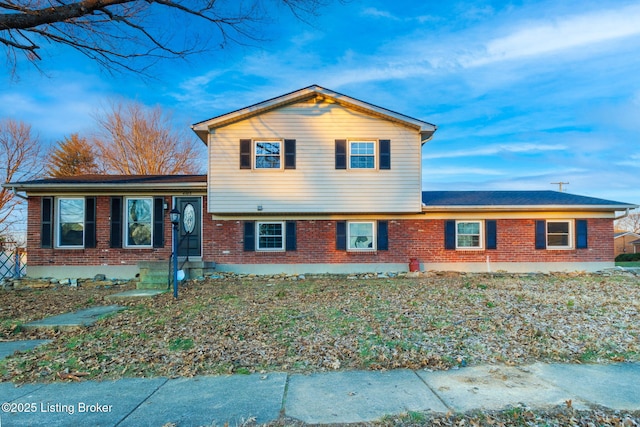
[137,261,170,290]
[181,260,216,279]
[136,260,217,289]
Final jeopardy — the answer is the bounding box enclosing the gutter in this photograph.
[422,204,639,213]
[3,182,207,193]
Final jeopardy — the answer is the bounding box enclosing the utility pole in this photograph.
[551,182,569,192]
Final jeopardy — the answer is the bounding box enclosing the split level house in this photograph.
[5,85,638,281]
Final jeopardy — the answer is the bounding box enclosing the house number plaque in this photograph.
[183,203,196,234]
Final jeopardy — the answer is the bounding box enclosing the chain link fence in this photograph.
[0,249,27,280]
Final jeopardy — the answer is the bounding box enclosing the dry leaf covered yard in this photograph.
[1,272,639,384]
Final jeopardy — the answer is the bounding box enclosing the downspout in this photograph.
[614,208,631,221]
[11,187,28,200]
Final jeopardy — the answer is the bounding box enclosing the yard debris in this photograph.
[1,272,639,385]
[56,369,90,381]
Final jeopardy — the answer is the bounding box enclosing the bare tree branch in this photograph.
[1,0,330,76]
[615,210,640,234]
[0,118,43,237]
[92,99,205,175]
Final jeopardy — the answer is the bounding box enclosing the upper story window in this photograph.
[335,139,390,170]
[239,139,296,170]
[349,141,376,169]
[126,198,153,247]
[255,141,282,169]
[57,198,85,247]
[456,221,482,249]
[546,220,572,249]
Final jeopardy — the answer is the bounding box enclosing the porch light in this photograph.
[170,208,180,225]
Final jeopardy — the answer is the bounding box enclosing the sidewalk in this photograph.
[1,362,639,426]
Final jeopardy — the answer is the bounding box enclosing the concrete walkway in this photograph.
[0,362,638,426]
[22,305,125,330]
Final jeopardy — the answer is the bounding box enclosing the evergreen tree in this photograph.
[47,134,99,177]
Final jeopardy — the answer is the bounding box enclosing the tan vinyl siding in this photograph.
[208,99,422,214]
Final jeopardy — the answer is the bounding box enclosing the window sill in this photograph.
[255,250,287,256]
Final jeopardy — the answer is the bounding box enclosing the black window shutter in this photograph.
[152,197,165,248]
[576,219,588,249]
[41,197,53,248]
[244,221,255,251]
[485,220,497,250]
[379,139,391,170]
[110,197,123,248]
[286,221,297,251]
[284,139,296,169]
[335,140,347,169]
[240,139,252,169]
[85,197,97,248]
[535,220,546,249]
[377,220,389,250]
[444,220,456,250]
[336,221,347,250]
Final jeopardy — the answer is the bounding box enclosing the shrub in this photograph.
[615,253,640,262]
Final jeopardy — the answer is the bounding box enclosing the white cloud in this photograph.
[361,7,399,20]
[463,3,640,67]
[319,3,640,91]
[0,76,106,142]
[425,166,505,176]
[616,153,640,167]
[424,143,567,160]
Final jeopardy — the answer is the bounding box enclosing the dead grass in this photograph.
[1,272,639,384]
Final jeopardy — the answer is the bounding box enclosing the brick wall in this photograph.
[27,196,173,267]
[26,195,614,268]
[204,218,614,265]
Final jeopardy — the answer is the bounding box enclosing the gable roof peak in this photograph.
[191,85,436,144]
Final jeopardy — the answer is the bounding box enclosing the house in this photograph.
[614,231,640,257]
[4,85,638,280]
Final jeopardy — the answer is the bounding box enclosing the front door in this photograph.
[175,197,202,258]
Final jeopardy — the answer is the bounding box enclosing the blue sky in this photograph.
[2,0,640,206]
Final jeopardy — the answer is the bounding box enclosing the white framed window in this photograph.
[57,198,85,248]
[125,197,153,247]
[456,221,482,249]
[349,140,376,169]
[255,141,282,169]
[348,221,375,250]
[547,220,572,249]
[257,221,284,251]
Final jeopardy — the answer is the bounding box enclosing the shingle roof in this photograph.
[615,231,640,238]
[4,175,207,192]
[422,191,636,210]
[13,175,206,185]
